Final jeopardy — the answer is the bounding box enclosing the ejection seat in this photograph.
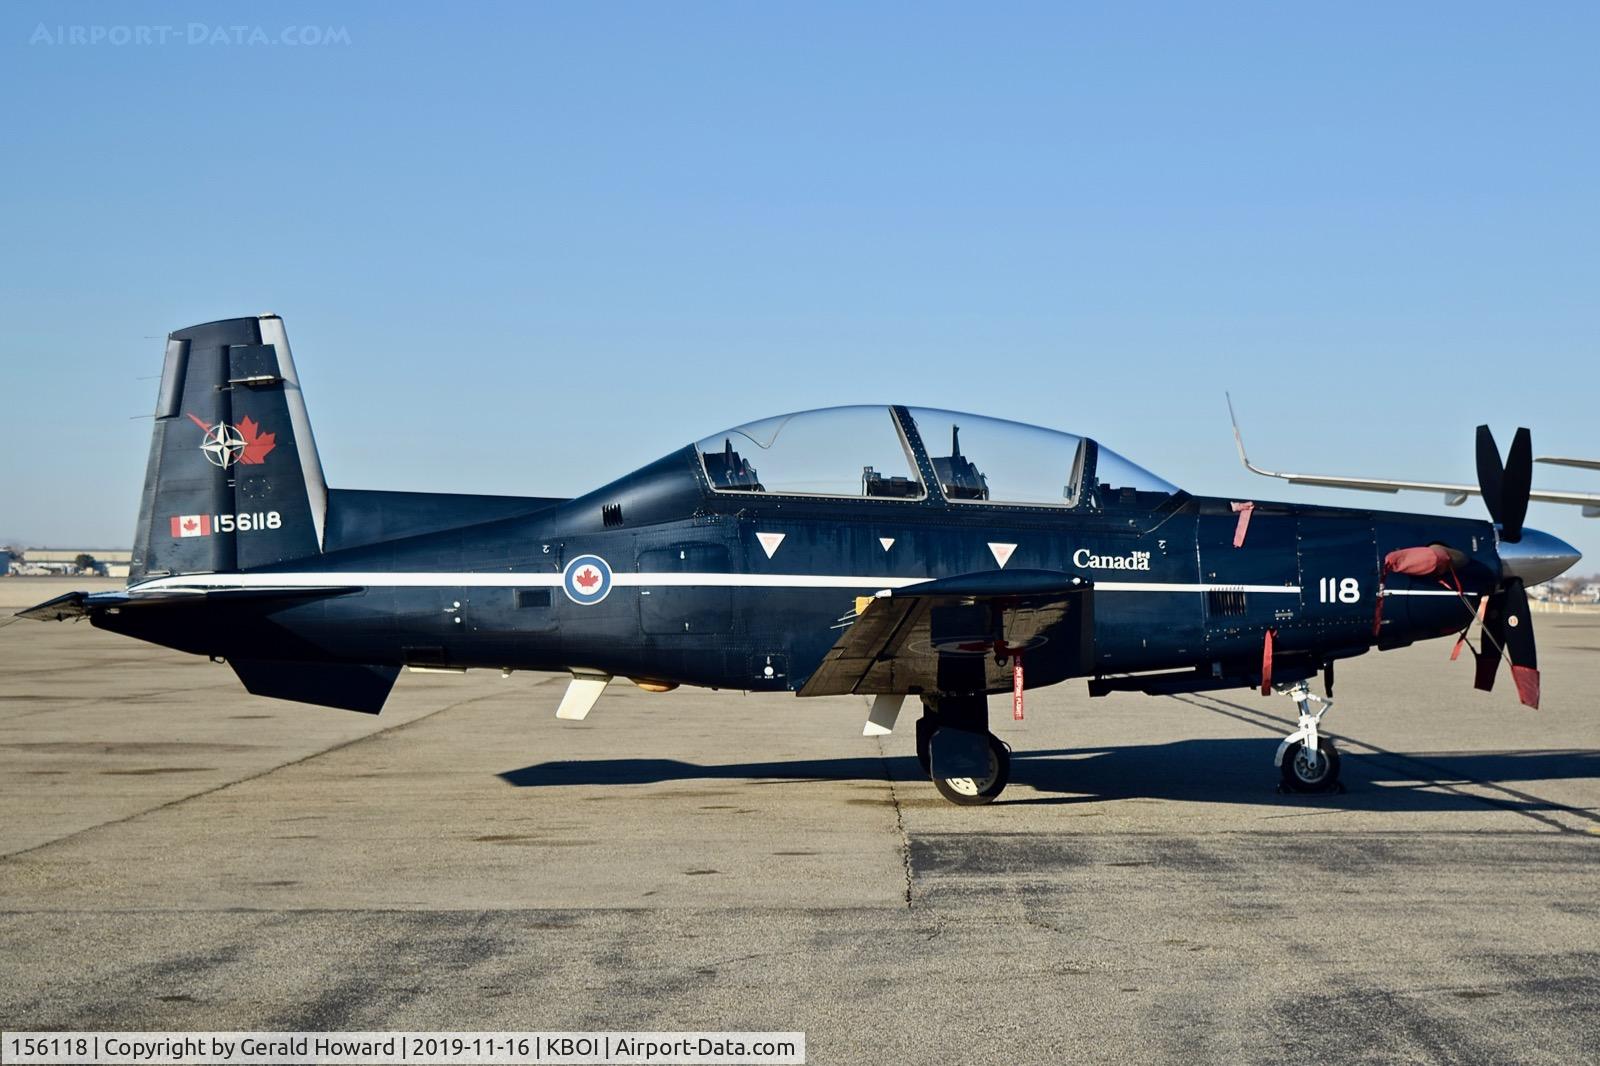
[927,425,990,500]
[702,438,764,491]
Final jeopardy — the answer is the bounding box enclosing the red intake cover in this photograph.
[1384,545,1452,577]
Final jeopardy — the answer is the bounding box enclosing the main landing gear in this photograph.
[1273,679,1342,793]
[915,696,1011,806]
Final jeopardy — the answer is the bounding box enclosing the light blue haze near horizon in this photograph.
[1,2,1596,568]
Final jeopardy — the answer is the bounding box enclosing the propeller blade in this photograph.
[1501,579,1540,708]
[1473,588,1505,694]
[1500,427,1532,543]
[1475,425,1506,528]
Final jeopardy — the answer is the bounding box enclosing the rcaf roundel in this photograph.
[563,554,613,605]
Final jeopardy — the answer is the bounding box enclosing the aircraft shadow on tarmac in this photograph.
[500,741,1600,818]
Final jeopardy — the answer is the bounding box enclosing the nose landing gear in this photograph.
[1273,679,1343,793]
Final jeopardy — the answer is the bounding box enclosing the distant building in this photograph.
[11,548,132,578]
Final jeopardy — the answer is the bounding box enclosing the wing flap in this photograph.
[799,570,1093,697]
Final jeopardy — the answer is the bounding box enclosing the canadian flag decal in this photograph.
[171,515,211,538]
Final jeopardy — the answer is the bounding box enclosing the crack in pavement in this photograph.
[873,733,915,909]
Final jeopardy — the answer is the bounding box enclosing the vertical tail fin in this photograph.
[130,315,327,580]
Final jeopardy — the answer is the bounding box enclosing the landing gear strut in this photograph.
[917,695,1011,806]
[1274,679,1342,793]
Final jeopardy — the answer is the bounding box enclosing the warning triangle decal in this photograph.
[756,532,786,559]
[879,537,895,551]
[988,542,1017,568]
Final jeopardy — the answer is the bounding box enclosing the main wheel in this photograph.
[931,731,1011,806]
[1280,737,1341,793]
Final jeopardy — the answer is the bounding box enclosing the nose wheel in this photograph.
[1281,736,1342,792]
[1273,680,1343,793]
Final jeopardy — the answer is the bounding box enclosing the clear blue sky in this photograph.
[2,2,1596,568]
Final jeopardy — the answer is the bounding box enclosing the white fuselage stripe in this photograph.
[1096,581,1297,594]
[127,572,1304,595]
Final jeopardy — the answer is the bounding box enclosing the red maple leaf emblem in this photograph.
[182,518,199,533]
[575,568,600,590]
[236,416,276,464]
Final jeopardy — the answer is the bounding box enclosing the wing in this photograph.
[1537,456,1600,472]
[797,569,1094,697]
[1227,396,1600,513]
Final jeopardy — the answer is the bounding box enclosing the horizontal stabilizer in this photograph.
[13,591,93,621]
[15,585,361,621]
[230,658,399,714]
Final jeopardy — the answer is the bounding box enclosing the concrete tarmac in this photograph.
[1,578,1597,1063]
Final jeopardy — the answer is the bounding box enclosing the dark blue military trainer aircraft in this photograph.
[21,316,1584,804]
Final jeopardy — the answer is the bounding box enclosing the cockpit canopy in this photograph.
[694,405,1178,508]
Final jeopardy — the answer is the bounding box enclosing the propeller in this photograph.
[1475,425,1532,543]
[1471,425,1540,706]
[1385,425,1570,709]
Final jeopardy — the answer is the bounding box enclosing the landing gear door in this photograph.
[1197,508,1302,643]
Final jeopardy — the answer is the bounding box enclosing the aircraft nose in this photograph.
[1497,527,1582,586]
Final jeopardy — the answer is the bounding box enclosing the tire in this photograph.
[1281,737,1341,793]
[931,731,1011,806]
